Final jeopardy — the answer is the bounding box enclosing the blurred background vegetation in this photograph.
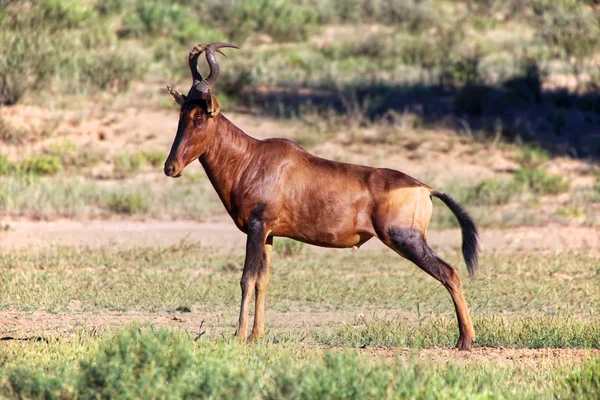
[0,0,599,224]
[1,0,600,155]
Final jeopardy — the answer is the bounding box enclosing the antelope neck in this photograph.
[199,114,258,207]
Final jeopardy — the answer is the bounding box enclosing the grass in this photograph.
[0,244,598,398]
[0,175,222,219]
[1,244,598,317]
[2,327,597,399]
[113,150,167,178]
[311,315,600,349]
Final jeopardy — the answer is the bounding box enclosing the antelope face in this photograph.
[164,97,211,178]
[163,42,238,178]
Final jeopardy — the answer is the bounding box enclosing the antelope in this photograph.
[164,42,480,350]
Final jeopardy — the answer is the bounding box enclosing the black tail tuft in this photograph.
[431,191,480,277]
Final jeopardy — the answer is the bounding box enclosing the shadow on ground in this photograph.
[236,65,600,159]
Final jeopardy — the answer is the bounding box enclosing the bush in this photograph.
[511,168,569,195]
[105,191,151,215]
[113,151,166,178]
[0,153,9,175]
[464,178,512,205]
[94,0,124,15]
[0,0,143,104]
[113,152,148,178]
[140,150,167,168]
[561,358,600,399]
[123,0,189,36]
[78,48,142,91]
[0,24,55,105]
[232,0,318,42]
[514,147,550,168]
[4,327,538,399]
[19,155,63,175]
[532,0,600,77]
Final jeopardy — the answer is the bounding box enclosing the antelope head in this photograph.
[164,42,238,178]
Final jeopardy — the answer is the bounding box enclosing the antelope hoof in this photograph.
[247,332,263,343]
[455,336,474,351]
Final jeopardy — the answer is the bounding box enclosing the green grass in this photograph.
[311,315,600,349]
[0,327,597,399]
[0,175,222,219]
[0,327,600,399]
[113,151,167,178]
[512,168,570,196]
[1,244,598,318]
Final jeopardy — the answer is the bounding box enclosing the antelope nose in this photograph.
[164,164,175,177]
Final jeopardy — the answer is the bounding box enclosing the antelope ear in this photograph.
[205,90,220,117]
[167,85,186,106]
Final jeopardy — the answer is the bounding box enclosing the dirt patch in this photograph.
[0,308,411,337]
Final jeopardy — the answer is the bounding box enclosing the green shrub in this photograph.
[113,151,166,177]
[34,0,94,29]
[78,48,143,91]
[233,0,318,42]
[19,155,63,175]
[77,329,198,399]
[123,0,188,36]
[0,153,9,175]
[4,327,550,399]
[7,369,67,400]
[94,0,124,15]
[511,168,569,195]
[464,178,512,205]
[515,147,550,168]
[561,357,600,399]
[113,152,148,178]
[104,191,150,215]
[0,23,55,105]
[140,150,167,168]
[0,0,139,104]
[532,0,600,77]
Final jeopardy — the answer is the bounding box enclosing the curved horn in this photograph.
[190,42,239,94]
[188,44,206,82]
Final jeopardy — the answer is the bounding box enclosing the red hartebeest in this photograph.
[164,43,480,350]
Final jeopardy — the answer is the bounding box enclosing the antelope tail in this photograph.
[431,191,480,277]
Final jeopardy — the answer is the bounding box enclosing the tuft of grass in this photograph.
[515,147,551,169]
[104,191,151,215]
[0,153,9,175]
[112,152,148,178]
[140,150,167,168]
[463,178,513,206]
[112,151,167,178]
[512,168,570,195]
[19,155,63,176]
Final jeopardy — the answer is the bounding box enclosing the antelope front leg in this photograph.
[236,217,266,340]
[248,236,273,342]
